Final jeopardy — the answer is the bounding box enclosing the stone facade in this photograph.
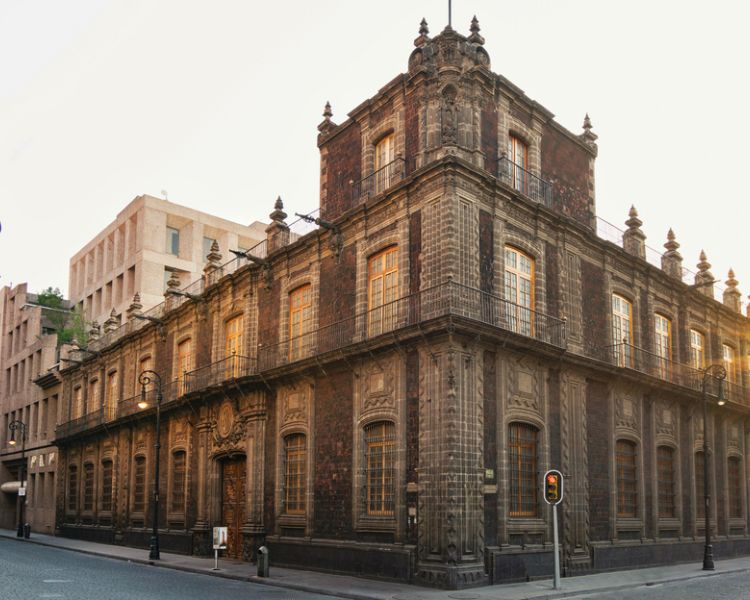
[53,19,749,590]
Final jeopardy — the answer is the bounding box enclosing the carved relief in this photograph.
[211,401,246,450]
[441,86,458,144]
[655,400,677,439]
[728,422,741,451]
[615,388,640,432]
[171,417,190,446]
[507,359,540,413]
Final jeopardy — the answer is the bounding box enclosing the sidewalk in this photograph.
[2,528,749,600]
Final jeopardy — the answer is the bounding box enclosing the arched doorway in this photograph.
[220,454,246,559]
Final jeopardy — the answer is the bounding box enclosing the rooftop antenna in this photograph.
[448,0,452,28]
[161,189,168,200]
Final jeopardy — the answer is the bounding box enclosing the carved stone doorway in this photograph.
[220,455,246,559]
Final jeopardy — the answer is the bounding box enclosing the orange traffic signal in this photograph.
[544,470,563,504]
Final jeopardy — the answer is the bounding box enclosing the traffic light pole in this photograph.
[552,503,560,590]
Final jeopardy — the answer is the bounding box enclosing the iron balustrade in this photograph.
[184,354,257,391]
[353,158,406,201]
[497,156,553,207]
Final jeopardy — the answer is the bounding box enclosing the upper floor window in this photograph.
[374,133,395,195]
[612,294,633,367]
[283,433,306,515]
[368,247,398,336]
[657,445,675,519]
[289,285,312,361]
[106,371,118,421]
[690,330,705,371]
[177,338,192,395]
[654,314,672,378]
[166,226,180,256]
[508,422,538,518]
[616,439,638,518]
[507,135,529,193]
[88,378,100,414]
[225,316,244,378]
[364,421,396,517]
[723,344,737,383]
[73,386,83,419]
[504,246,534,336]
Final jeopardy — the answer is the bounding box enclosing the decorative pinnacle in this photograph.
[625,205,642,230]
[697,250,711,273]
[726,269,738,288]
[323,101,332,119]
[583,113,592,130]
[468,15,485,45]
[419,17,429,36]
[664,228,680,252]
[132,292,141,304]
[580,113,598,143]
[269,195,288,224]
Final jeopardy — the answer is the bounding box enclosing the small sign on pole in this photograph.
[212,527,228,570]
[543,470,564,590]
[18,487,26,497]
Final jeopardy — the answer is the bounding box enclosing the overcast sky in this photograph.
[1,0,748,311]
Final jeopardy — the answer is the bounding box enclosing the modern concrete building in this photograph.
[53,17,750,590]
[0,283,66,534]
[68,194,266,328]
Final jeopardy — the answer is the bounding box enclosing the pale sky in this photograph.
[1,0,748,312]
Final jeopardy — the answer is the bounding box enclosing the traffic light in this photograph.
[544,470,563,505]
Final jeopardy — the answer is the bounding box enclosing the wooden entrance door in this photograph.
[221,456,247,559]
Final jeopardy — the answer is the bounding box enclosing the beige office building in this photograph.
[68,194,266,326]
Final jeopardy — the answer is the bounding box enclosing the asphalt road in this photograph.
[567,570,750,600]
[0,538,339,600]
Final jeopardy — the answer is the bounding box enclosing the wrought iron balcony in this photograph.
[352,157,405,201]
[258,280,566,371]
[497,156,553,208]
[183,354,256,392]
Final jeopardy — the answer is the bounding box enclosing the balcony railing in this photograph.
[602,343,703,390]
[258,280,566,371]
[353,157,405,201]
[184,354,256,392]
[497,157,553,208]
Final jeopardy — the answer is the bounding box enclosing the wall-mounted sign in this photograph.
[18,487,26,497]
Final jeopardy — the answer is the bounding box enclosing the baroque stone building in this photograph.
[54,19,749,589]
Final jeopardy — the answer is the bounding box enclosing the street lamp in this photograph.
[8,420,28,538]
[138,369,163,561]
[700,363,726,571]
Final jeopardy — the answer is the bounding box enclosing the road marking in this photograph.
[42,579,72,583]
[39,595,64,598]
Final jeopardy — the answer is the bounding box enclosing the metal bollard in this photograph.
[257,546,269,577]
[23,523,30,539]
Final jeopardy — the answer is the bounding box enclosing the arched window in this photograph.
[508,422,538,517]
[83,462,95,512]
[225,315,244,378]
[283,434,306,515]
[364,421,396,517]
[133,456,147,513]
[612,295,634,367]
[728,456,742,519]
[101,459,113,512]
[504,246,534,336]
[616,440,638,517]
[171,450,186,514]
[654,315,672,380]
[368,247,399,336]
[657,446,675,518]
[67,465,78,512]
[289,285,312,361]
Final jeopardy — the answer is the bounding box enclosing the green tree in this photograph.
[35,287,87,347]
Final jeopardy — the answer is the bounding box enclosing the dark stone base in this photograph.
[415,562,488,589]
[192,526,211,556]
[488,548,554,583]
[242,530,266,562]
[59,524,192,555]
[266,537,415,582]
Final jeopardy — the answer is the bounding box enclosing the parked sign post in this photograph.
[212,527,228,570]
[543,470,564,590]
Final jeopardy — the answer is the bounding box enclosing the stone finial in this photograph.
[580,113,598,144]
[167,270,181,291]
[622,205,646,260]
[88,320,101,341]
[266,195,290,253]
[723,268,742,313]
[661,228,683,279]
[103,308,119,333]
[468,15,485,45]
[126,292,143,321]
[694,250,715,297]
[317,101,336,134]
[203,240,223,286]
[414,18,430,46]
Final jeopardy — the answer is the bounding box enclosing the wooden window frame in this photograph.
[170,450,187,514]
[364,421,396,517]
[504,246,535,336]
[133,455,147,514]
[695,451,705,521]
[612,294,634,368]
[367,247,399,336]
[106,370,118,421]
[224,315,244,378]
[656,445,676,519]
[654,314,672,379]
[177,338,192,396]
[508,422,539,518]
[83,462,95,512]
[690,330,706,371]
[283,433,306,515]
[507,134,529,193]
[728,456,743,519]
[101,459,113,513]
[289,285,312,361]
[616,439,638,518]
[723,344,737,384]
[67,465,78,513]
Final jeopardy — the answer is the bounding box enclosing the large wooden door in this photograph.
[221,456,247,559]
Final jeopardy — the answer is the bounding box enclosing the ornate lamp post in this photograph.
[138,370,163,560]
[700,364,726,571]
[8,420,28,538]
